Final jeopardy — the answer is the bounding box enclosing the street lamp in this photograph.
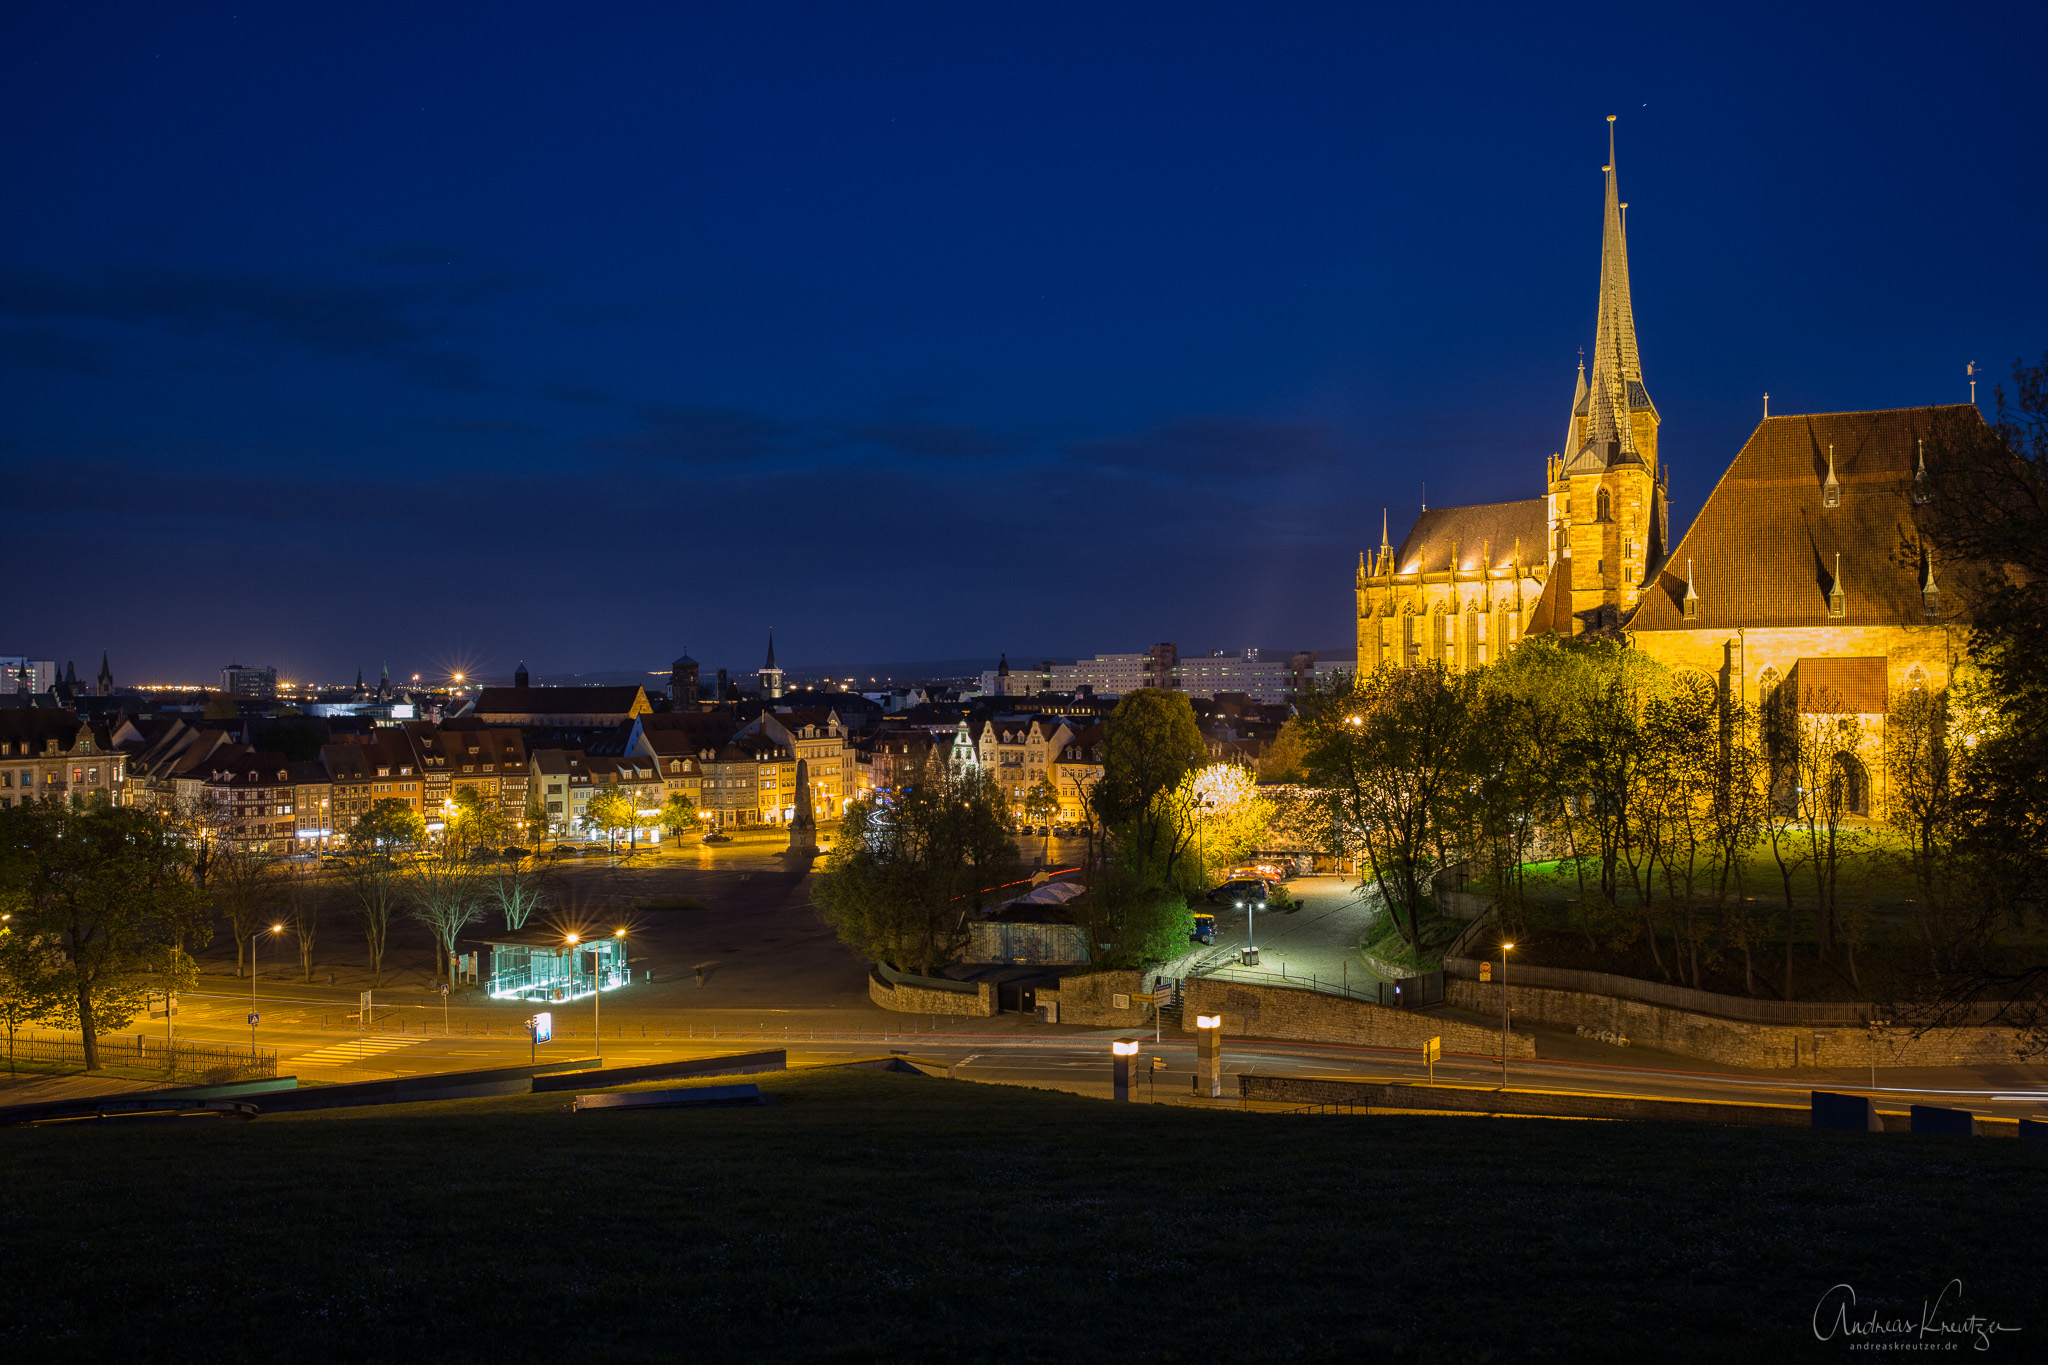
[251,923,284,1058]
[1498,941,1515,1083]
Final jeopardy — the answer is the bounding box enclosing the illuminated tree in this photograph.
[658,792,700,839]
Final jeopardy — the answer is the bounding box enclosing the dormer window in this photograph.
[1822,443,1841,507]
[1922,585,1940,618]
[1829,585,1846,618]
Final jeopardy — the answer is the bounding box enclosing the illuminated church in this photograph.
[1356,117,1970,798]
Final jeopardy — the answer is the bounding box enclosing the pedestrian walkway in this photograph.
[287,1036,426,1068]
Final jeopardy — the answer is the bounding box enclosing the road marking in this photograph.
[289,1037,427,1067]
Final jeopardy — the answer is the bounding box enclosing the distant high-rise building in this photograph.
[0,657,59,696]
[221,664,278,699]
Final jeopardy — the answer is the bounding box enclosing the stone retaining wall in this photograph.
[1039,970,1157,1027]
[1239,1073,1806,1127]
[1183,976,1532,1058]
[1447,978,2036,1070]
[867,970,996,1017]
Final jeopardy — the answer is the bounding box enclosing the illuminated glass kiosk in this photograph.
[479,929,629,1003]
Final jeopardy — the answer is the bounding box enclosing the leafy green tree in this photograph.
[0,929,63,1072]
[446,786,509,856]
[1092,688,1207,890]
[659,792,700,839]
[583,785,638,854]
[351,798,426,850]
[1295,663,1477,958]
[812,754,1019,973]
[0,804,208,1070]
[1179,762,1274,883]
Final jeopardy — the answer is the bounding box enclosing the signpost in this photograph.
[1423,1035,1441,1086]
[527,1011,552,1064]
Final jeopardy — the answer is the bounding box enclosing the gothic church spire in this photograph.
[1570,116,1655,472]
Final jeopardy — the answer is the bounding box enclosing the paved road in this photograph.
[116,998,2048,1123]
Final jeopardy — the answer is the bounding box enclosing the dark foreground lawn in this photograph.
[1,1069,2040,1363]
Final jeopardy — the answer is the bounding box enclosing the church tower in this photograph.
[757,631,784,701]
[1545,116,1666,631]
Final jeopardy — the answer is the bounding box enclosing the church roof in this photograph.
[1631,405,1977,632]
[1391,499,1546,576]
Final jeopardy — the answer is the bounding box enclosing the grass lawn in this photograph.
[2,1069,2041,1362]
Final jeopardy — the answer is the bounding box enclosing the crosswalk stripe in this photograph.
[289,1037,427,1066]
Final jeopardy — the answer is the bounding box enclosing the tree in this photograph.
[1179,762,1274,883]
[1295,664,1477,958]
[1092,689,1207,890]
[1022,778,1060,860]
[658,792,700,840]
[583,785,639,854]
[334,849,404,986]
[281,863,325,983]
[0,804,208,1070]
[0,930,63,1073]
[812,754,1019,973]
[446,786,509,857]
[208,846,288,978]
[351,798,426,851]
[405,851,487,985]
[1257,717,1310,783]
[489,851,553,932]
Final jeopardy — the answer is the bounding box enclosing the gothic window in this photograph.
[1466,605,1481,669]
[1494,604,1509,658]
[1402,609,1419,664]
[1596,488,1611,522]
[1831,751,1869,817]
[1907,666,1927,692]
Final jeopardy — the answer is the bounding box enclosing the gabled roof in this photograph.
[1632,406,1976,631]
[1390,499,1547,577]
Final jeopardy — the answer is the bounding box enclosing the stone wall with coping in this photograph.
[1038,970,1157,1028]
[867,970,995,1017]
[1183,976,1532,1058]
[1446,978,2036,1069]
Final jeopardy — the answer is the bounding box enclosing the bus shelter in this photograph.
[477,928,628,1003]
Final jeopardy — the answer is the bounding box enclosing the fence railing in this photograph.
[2,1031,278,1082]
[1191,962,1382,1005]
[1441,958,2013,1027]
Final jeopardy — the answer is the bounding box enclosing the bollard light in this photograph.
[1195,1015,1224,1098]
[1112,1040,1141,1055]
[1111,1038,1140,1101]
[1196,1014,1221,1029]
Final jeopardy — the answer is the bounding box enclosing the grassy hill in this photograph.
[1,1069,2040,1362]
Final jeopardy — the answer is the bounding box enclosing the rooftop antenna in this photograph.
[1967,361,1978,405]
[1420,482,1427,512]
[1763,392,1769,418]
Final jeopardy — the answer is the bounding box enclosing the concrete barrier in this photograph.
[243,1059,599,1112]
[531,1050,785,1093]
[1910,1104,1979,1136]
[1186,976,1532,1058]
[868,968,996,1017]
[1811,1091,1885,1132]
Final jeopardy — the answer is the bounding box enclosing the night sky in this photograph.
[4,4,2042,687]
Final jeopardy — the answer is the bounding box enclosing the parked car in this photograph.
[502,846,532,860]
[549,844,583,858]
[1205,877,1271,906]
[701,832,733,845]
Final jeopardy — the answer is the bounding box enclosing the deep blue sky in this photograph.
[3,4,2042,687]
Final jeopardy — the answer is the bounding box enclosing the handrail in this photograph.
[873,961,978,994]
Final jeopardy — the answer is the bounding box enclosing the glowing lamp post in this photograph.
[1195,1014,1223,1098]
[1111,1039,1140,1102]
[249,923,284,1058]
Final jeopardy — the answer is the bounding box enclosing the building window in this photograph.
[1596,488,1611,522]
[1682,595,1697,620]
[1829,586,1846,618]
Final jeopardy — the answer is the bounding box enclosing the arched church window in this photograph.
[1597,488,1611,522]
[1831,751,1869,817]
[1907,665,1927,693]
[1466,605,1482,668]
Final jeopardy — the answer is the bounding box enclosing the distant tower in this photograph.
[671,649,700,705]
[996,652,1010,696]
[715,668,730,702]
[64,660,77,687]
[758,631,784,701]
[514,660,530,689]
[96,651,113,697]
[1545,115,1666,631]
[378,662,391,700]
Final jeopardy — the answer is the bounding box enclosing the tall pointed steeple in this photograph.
[764,630,776,670]
[1568,115,1656,473]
